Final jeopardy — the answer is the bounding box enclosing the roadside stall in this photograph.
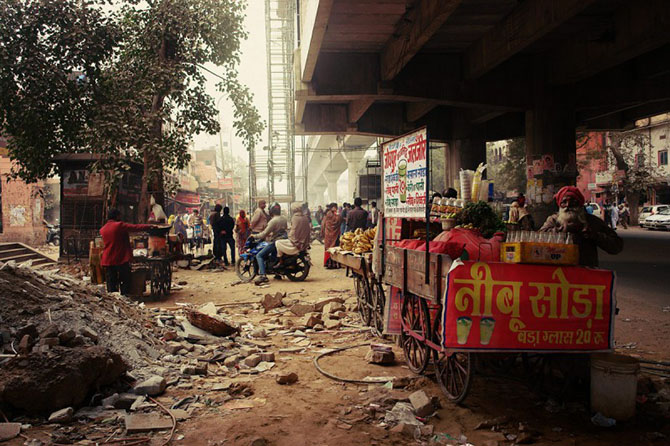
[328,229,385,335]
[334,127,618,404]
[55,155,182,298]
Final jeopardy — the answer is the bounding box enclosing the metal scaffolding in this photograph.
[253,0,296,205]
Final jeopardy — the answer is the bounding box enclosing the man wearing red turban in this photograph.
[539,186,622,266]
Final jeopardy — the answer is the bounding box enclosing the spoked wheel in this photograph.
[400,294,432,374]
[235,257,258,283]
[354,275,372,326]
[370,281,386,336]
[435,351,472,403]
[150,261,171,297]
[285,256,310,282]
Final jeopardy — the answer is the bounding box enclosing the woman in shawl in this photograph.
[234,209,251,254]
[321,203,342,268]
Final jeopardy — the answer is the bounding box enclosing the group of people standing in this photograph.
[320,197,379,269]
[208,205,253,265]
[600,202,630,230]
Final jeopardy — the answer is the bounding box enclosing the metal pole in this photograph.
[425,129,430,285]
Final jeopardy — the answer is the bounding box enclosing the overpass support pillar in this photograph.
[309,183,327,206]
[323,170,342,204]
[525,104,577,224]
[444,137,487,194]
[342,151,365,201]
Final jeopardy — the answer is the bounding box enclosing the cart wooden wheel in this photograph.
[370,281,386,336]
[400,294,431,374]
[434,351,472,403]
[150,260,171,297]
[354,275,372,326]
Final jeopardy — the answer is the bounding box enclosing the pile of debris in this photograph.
[0,261,175,415]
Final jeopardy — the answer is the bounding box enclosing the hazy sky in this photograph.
[193,0,269,159]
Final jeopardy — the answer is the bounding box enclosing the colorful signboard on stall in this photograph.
[442,261,615,351]
[384,286,403,335]
[382,127,428,218]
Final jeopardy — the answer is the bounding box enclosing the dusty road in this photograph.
[601,228,670,360]
[129,243,670,446]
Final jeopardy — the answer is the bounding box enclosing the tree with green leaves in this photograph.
[1,0,264,220]
[0,0,118,182]
[605,132,663,225]
[577,131,663,225]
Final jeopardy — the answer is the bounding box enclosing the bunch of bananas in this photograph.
[340,231,356,251]
[340,227,377,254]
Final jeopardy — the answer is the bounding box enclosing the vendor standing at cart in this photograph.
[539,186,623,267]
[321,203,342,269]
[100,209,155,295]
[346,197,369,231]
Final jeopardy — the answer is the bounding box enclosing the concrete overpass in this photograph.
[302,134,377,205]
[295,0,670,217]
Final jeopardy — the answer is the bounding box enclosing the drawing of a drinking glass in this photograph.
[480,317,496,345]
[456,317,473,345]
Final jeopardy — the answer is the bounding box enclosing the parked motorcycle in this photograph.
[236,237,310,282]
[46,223,60,246]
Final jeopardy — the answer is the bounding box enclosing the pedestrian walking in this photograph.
[219,206,236,266]
[618,204,629,229]
[610,203,619,230]
[188,209,204,253]
[209,204,222,261]
[341,203,350,233]
[315,205,324,226]
[234,209,251,254]
[321,203,342,268]
[369,201,379,227]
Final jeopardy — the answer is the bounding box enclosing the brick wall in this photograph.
[0,157,46,246]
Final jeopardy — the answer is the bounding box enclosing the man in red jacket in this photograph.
[100,209,154,295]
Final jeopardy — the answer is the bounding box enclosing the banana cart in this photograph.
[328,247,385,336]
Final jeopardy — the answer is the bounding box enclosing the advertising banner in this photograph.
[442,261,615,351]
[384,286,403,335]
[382,127,428,218]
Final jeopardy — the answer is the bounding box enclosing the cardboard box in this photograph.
[501,242,579,266]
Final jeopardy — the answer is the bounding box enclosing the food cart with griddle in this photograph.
[378,127,617,403]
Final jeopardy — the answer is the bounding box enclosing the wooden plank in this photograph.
[348,97,375,123]
[302,0,335,83]
[381,0,461,80]
[549,0,670,85]
[465,0,596,79]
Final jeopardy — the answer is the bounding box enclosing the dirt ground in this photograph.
[136,244,668,446]
[6,243,668,446]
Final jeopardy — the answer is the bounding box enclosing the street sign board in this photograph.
[382,127,428,218]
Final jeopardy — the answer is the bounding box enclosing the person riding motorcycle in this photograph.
[276,203,311,264]
[253,203,288,285]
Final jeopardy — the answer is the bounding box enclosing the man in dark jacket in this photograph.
[347,197,369,232]
[209,204,222,261]
[219,206,236,266]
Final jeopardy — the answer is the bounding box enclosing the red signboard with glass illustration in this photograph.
[442,261,615,351]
